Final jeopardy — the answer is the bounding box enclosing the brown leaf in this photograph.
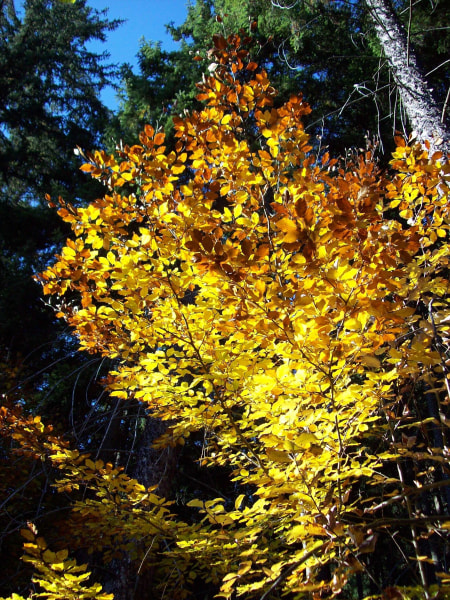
[213,34,227,50]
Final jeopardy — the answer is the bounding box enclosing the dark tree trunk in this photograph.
[101,414,178,600]
[365,0,449,151]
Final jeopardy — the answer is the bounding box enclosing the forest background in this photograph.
[0,0,449,599]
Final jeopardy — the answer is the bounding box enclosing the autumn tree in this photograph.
[2,33,450,600]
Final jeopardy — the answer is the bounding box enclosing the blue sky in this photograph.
[87,0,190,109]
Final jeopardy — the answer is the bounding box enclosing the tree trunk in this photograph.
[101,415,178,600]
[364,0,449,151]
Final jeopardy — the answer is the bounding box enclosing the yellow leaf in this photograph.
[235,494,245,509]
[187,499,205,509]
[294,433,319,449]
[276,218,298,243]
[360,356,381,368]
[266,448,291,463]
[237,561,252,576]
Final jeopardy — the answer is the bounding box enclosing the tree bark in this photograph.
[364,0,449,151]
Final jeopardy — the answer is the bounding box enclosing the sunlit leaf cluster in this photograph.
[0,523,113,600]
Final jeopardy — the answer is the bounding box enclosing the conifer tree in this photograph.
[0,6,121,576]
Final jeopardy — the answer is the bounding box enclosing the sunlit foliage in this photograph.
[2,33,449,599]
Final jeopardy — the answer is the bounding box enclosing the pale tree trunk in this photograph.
[364,0,449,151]
[366,3,449,587]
